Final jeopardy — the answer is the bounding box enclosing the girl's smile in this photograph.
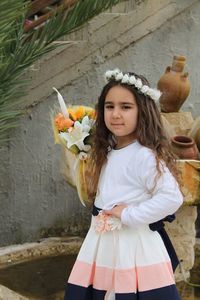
[104,85,138,148]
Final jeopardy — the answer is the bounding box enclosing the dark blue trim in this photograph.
[64,284,106,300]
[136,284,181,300]
[149,216,179,272]
[92,205,102,216]
[64,283,181,300]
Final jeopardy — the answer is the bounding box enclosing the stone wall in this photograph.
[167,206,197,281]
[0,0,200,247]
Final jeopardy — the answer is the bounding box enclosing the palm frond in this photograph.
[0,0,123,145]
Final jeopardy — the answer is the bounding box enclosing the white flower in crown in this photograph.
[135,78,143,89]
[105,70,114,82]
[129,75,136,85]
[115,72,123,81]
[141,85,150,94]
[146,88,161,101]
[146,88,153,97]
[152,89,162,101]
[112,68,120,76]
[121,74,130,84]
[104,68,161,102]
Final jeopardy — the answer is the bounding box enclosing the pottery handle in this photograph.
[181,72,189,79]
[165,66,171,73]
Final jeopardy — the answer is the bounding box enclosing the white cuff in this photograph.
[121,207,131,226]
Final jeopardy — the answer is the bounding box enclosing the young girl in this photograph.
[64,68,183,300]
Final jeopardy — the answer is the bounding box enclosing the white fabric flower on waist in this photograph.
[94,211,122,233]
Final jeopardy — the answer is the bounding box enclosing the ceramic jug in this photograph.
[171,135,199,160]
[158,55,190,112]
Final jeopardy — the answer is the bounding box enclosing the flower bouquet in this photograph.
[51,88,96,208]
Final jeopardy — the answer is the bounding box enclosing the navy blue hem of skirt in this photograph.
[64,283,181,300]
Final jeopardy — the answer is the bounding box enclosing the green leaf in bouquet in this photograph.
[69,144,79,155]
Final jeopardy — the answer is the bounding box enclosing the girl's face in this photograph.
[104,85,138,147]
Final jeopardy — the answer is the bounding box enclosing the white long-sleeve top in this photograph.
[94,141,183,228]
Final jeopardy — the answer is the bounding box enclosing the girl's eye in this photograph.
[122,106,131,109]
[105,105,113,109]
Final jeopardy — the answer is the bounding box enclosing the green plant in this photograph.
[0,0,123,145]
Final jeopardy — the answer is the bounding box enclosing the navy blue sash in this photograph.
[92,205,179,272]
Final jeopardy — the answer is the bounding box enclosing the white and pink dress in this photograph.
[64,141,183,300]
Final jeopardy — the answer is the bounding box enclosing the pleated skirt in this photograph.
[64,216,181,300]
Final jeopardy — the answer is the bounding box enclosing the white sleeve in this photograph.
[121,150,183,227]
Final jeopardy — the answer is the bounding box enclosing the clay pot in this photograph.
[157,55,190,112]
[171,135,199,160]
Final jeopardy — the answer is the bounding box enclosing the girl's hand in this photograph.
[103,204,127,219]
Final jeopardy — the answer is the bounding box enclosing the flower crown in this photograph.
[104,68,161,101]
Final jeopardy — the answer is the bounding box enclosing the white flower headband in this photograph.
[104,68,161,101]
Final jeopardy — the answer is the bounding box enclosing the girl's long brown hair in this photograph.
[86,73,180,201]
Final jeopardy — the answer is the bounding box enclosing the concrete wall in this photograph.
[0,0,200,246]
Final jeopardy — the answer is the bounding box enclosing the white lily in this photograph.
[60,121,91,152]
[53,87,69,119]
[81,115,94,132]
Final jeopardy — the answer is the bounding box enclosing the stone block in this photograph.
[178,160,200,205]
[161,112,194,135]
[165,206,197,282]
[0,285,29,300]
